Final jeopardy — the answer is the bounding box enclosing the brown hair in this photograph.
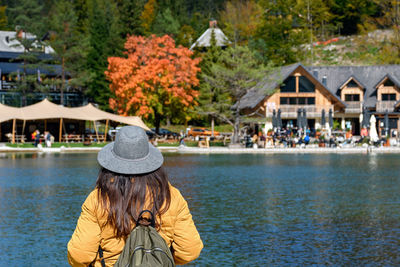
[96,166,171,239]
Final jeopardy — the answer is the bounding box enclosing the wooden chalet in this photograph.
[240,63,400,136]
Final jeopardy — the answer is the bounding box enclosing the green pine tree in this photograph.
[48,0,89,105]
[0,5,8,30]
[115,0,146,36]
[196,29,223,131]
[253,0,308,65]
[7,0,48,106]
[86,0,122,109]
[201,45,274,144]
[152,8,180,36]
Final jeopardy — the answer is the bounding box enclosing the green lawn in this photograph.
[7,140,228,148]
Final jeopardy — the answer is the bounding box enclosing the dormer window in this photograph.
[344,94,360,101]
[340,76,364,102]
[382,93,396,101]
[346,80,359,88]
[384,79,395,87]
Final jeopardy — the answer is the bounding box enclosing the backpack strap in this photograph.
[98,246,106,267]
[137,210,155,228]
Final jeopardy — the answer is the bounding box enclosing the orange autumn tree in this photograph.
[106,35,201,131]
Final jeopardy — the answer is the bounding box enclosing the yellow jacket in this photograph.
[67,186,203,266]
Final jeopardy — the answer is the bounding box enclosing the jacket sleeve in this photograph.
[171,190,203,265]
[68,190,102,267]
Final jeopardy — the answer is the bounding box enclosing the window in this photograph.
[389,118,398,129]
[346,80,359,88]
[383,79,395,87]
[289,97,297,105]
[280,97,289,105]
[381,93,396,101]
[279,97,315,105]
[280,76,296,92]
[299,76,315,92]
[344,94,360,101]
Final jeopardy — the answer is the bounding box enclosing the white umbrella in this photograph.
[369,114,378,142]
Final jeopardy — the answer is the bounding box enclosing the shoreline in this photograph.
[1,145,400,154]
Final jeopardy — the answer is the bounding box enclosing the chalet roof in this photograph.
[190,27,230,50]
[240,63,346,110]
[0,98,150,130]
[373,73,400,89]
[240,63,400,110]
[307,65,400,108]
[340,75,367,90]
[239,63,300,109]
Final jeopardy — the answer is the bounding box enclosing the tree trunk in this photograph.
[166,116,171,127]
[211,117,215,137]
[154,113,161,134]
[232,114,240,144]
[61,52,65,106]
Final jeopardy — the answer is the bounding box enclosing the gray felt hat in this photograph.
[97,126,163,174]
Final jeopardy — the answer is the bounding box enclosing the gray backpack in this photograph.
[98,210,175,267]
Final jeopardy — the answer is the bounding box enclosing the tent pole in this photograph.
[44,119,47,131]
[0,121,2,142]
[59,118,63,142]
[104,119,109,142]
[12,118,16,144]
[22,120,26,134]
[22,120,26,143]
[93,121,99,143]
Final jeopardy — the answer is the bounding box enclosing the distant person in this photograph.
[31,130,37,142]
[34,129,40,147]
[306,127,311,136]
[179,135,186,146]
[45,131,52,147]
[68,126,203,266]
[304,134,310,145]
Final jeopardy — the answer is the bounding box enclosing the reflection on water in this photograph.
[1,153,400,266]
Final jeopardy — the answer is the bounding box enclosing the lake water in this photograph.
[1,152,400,266]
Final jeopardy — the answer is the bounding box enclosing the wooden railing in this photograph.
[266,105,334,118]
[376,101,396,112]
[344,101,362,113]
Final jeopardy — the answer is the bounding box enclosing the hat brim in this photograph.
[97,142,163,175]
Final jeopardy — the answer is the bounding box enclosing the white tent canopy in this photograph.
[1,99,150,143]
[0,98,149,130]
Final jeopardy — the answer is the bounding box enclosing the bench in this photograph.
[63,134,83,143]
[86,134,105,143]
[6,134,26,143]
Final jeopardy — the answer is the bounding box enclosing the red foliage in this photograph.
[105,35,201,118]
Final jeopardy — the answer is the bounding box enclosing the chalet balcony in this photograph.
[376,101,396,112]
[344,101,362,113]
[266,105,334,118]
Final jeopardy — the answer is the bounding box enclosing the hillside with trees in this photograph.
[1,0,400,126]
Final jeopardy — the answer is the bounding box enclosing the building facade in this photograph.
[240,63,400,136]
[0,30,86,107]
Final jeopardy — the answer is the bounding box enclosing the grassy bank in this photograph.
[6,140,228,148]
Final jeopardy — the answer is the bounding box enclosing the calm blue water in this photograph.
[0,152,400,266]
